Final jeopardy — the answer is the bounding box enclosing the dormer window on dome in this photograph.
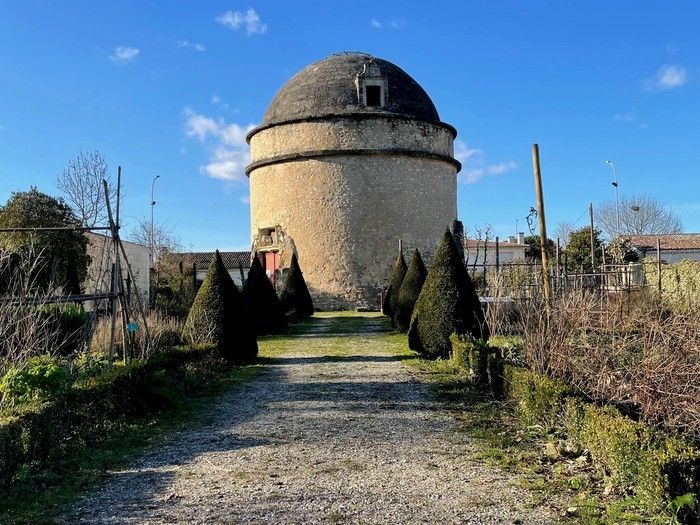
[356,60,387,108]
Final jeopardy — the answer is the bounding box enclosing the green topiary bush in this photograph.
[408,229,489,358]
[382,250,407,320]
[394,249,427,332]
[279,252,314,321]
[242,255,286,335]
[182,250,257,365]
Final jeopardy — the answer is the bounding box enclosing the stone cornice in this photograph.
[245,148,461,176]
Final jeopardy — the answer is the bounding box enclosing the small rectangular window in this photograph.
[365,85,381,107]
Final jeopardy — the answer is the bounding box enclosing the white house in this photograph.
[625,234,700,263]
[464,233,528,269]
[84,232,150,309]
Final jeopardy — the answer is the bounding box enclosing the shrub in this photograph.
[0,355,72,407]
[504,366,700,522]
[37,303,91,356]
[279,252,314,321]
[182,250,257,365]
[394,249,427,332]
[242,255,286,335]
[382,250,407,319]
[0,344,230,489]
[408,229,489,358]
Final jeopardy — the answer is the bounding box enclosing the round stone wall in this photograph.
[248,117,457,310]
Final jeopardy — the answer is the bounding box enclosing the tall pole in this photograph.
[532,144,551,303]
[589,203,596,272]
[605,160,620,237]
[150,175,160,263]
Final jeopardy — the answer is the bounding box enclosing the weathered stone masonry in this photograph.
[247,53,460,310]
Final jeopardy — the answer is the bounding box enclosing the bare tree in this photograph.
[597,193,683,238]
[553,221,574,247]
[57,150,117,227]
[127,218,182,260]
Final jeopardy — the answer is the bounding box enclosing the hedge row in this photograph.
[0,345,226,489]
[504,366,700,522]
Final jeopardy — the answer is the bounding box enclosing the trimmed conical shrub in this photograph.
[382,250,407,319]
[183,250,257,364]
[242,254,286,335]
[393,249,427,333]
[408,229,489,358]
[280,252,314,321]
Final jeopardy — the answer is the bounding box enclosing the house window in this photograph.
[365,85,381,107]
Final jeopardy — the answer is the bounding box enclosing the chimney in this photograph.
[517,232,525,245]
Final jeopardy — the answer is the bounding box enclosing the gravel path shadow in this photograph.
[67,315,557,524]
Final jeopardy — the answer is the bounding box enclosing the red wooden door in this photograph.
[263,251,280,285]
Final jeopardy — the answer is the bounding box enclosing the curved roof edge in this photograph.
[246,112,458,144]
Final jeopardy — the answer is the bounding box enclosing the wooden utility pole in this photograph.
[589,203,595,273]
[532,144,551,303]
[656,238,662,293]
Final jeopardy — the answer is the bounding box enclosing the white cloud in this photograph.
[454,139,517,184]
[613,114,636,123]
[239,195,251,204]
[216,8,268,35]
[183,107,256,182]
[211,94,221,104]
[645,64,687,91]
[371,18,405,29]
[109,46,140,63]
[177,40,205,52]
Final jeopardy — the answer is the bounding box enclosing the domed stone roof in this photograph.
[261,53,441,126]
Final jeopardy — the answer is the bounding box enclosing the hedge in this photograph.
[504,366,700,522]
[0,345,225,489]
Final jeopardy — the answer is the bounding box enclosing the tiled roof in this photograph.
[170,251,252,269]
[625,234,700,251]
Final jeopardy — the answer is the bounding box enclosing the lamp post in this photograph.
[150,175,160,263]
[605,160,620,237]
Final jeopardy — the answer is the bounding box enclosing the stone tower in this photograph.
[246,53,460,310]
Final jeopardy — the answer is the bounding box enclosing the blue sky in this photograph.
[1,1,698,250]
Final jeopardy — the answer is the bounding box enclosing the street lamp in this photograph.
[150,175,160,263]
[605,160,621,237]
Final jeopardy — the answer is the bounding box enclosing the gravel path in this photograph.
[67,316,557,524]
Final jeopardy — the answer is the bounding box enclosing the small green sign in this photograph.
[126,322,139,332]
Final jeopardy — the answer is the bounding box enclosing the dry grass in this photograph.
[89,311,184,359]
[520,290,700,439]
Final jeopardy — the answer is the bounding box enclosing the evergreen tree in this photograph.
[280,252,314,320]
[393,249,427,333]
[408,229,489,358]
[183,250,257,364]
[0,187,89,291]
[242,254,286,335]
[564,226,604,272]
[382,249,407,319]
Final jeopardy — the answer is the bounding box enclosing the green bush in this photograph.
[505,366,700,522]
[242,255,286,335]
[505,366,577,431]
[0,355,72,406]
[0,344,228,489]
[394,249,427,332]
[37,303,91,356]
[382,250,407,320]
[408,229,489,358]
[182,250,257,365]
[279,252,314,321]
